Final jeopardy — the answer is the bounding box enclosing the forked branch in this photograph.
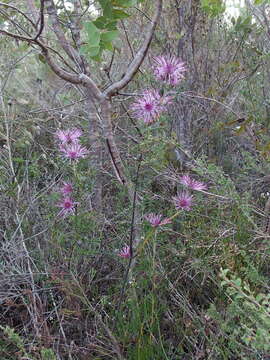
[104,0,163,97]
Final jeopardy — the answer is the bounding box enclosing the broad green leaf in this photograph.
[93,16,108,29]
[112,9,130,19]
[81,45,100,57]
[100,30,119,42]
[100,40,114,52]
[90,50,103,62]
[105,20,118,30]
[93,17,117,31]
[98,0,113,18]
[84,22,100,47]
[112,0,137,7]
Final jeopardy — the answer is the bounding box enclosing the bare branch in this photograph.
[0,28,34,43]
[0,8,32,37]
[0,26,81,84]
[44,0,85,71]
[43,49,82,84]
[0,2,36,29]
[79,74,102,100]
[34,0,45,40]
[70,0,81,47]
[104,0,163,97]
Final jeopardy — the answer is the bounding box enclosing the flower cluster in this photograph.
[145,213,171,227]
[172,175,207,212]
[131,55,186,124]
[153,55,187,86]
[55,128,89,161]
[131,90,172,124]
[118,244,131,258]
[180,174,207,191]
[57,182,79,217]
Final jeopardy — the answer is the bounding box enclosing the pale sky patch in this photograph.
[225,0,245,19]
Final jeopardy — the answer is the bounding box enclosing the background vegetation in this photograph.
[0,0,270,359]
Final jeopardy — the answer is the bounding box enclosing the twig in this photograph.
[34,0,45,40]
[115,154,142,320]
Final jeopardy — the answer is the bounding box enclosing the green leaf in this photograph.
[100,40,114,52]
[81,45,100,57]
[105,20,118,31]
[38,54,46,63]
[93,16,108,29]
[98,0,113,18]
[112,0,136,7]
[112,9,130,19]
[84,21,100,47]
[100,30,119,42]
[90,50,103,62]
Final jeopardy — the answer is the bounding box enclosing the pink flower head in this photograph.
[131,90,170,124]
[145,213,172,227]
[57,197,78,217]
[180,174,207,191]
[118,244,131,259]
[60,143,89,161]
[153,55,187,86]
[172,192,193,211]
[55,128,82,144]
[60,182,73,195]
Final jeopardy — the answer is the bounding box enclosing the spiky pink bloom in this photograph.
[57,197,78,217]
[153,55,187,86]
[145,213,172,227]
[60,143,89,160]
[180,174,207,191]
[131,90,171,124]
[172,192,193,211]
[118,244,131,259]
[55,128,82,144]
[60,182,73,195]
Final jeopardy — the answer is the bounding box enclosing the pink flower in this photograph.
[60,143,89,160]
[60,182,73,195]
[55,128,82,144]
[57,197,78,217]
[145,213,172,227]
[131,90,171,124]
[118,244,131,258]
[172,192,193,211]
[153,55,187,86]
[180,174,207,191]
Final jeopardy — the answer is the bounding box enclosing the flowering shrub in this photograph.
[131,55,185,124]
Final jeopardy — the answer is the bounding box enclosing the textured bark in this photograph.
[101,99,141,251]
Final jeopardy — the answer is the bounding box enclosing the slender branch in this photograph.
[79,74,102,99]
[120,19,134,59]
[0,2,36,28]
[0,26,82,84]
[0,9,32,37]
[43,49,82,84]
[44,0,85,70]
[70,0,81,47]
[0,28,35,44]
[104,0,163,97]
[34,0,45,40]
[115,154,142,318]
